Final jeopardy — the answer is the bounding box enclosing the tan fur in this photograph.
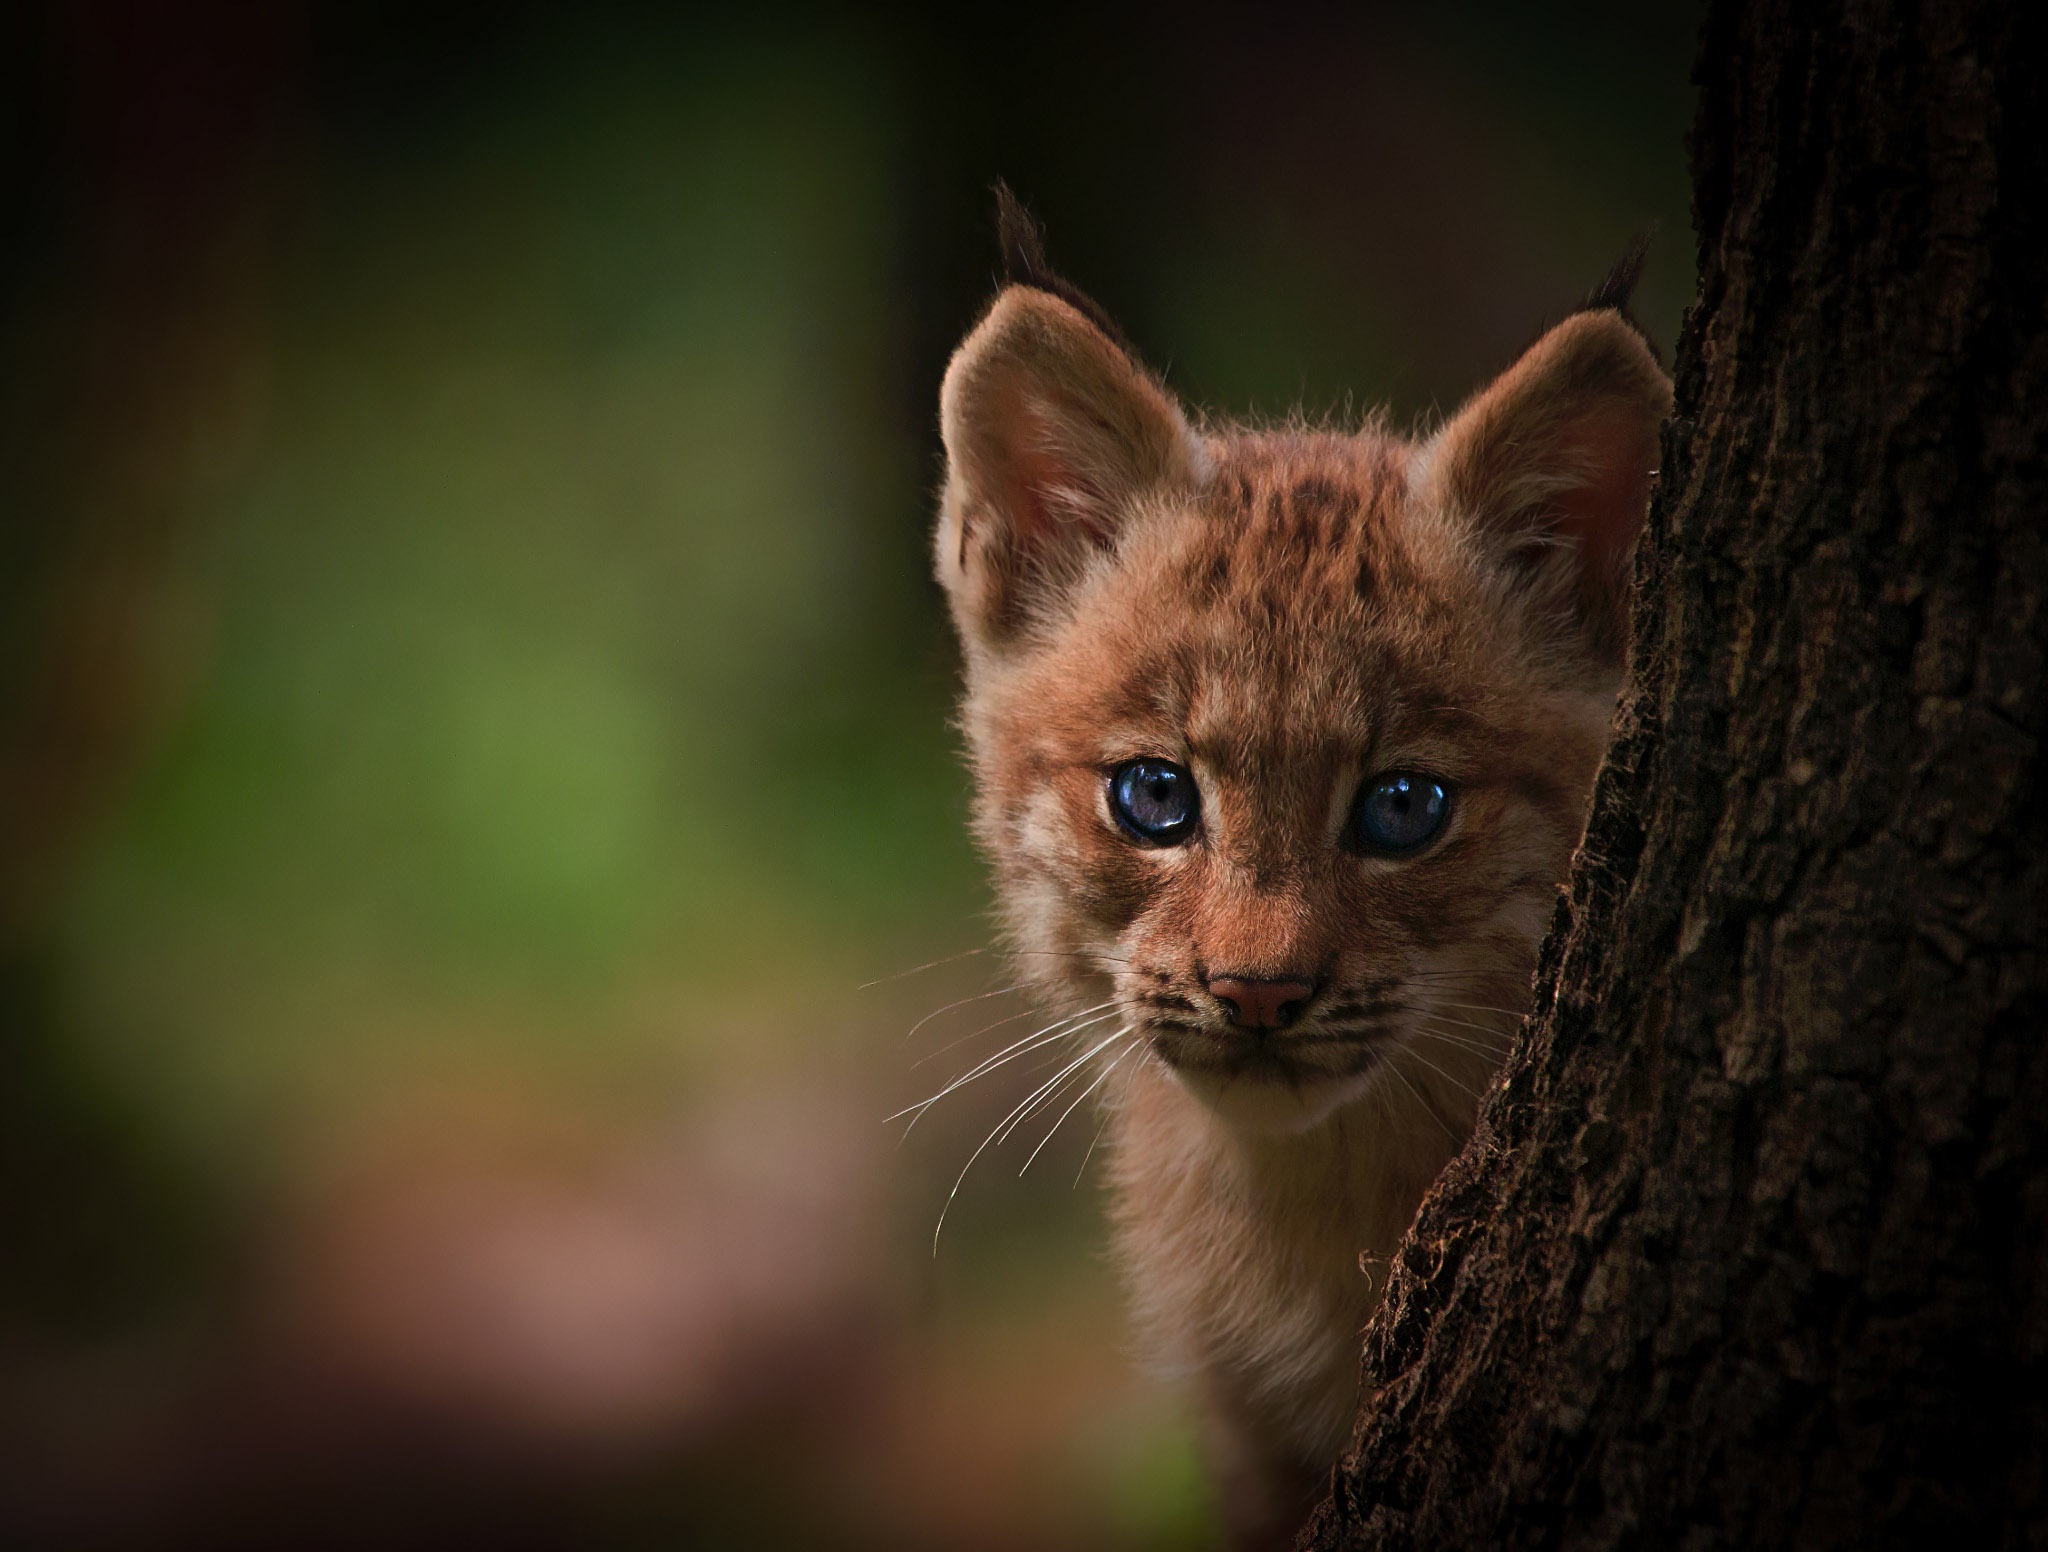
[935,270,1670,1549]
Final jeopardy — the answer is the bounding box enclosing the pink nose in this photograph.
[1205,975,1317,1030]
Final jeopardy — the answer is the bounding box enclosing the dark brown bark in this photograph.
[1305,2,2046,1548]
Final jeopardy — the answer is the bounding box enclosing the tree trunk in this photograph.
[1304,1,2046,1547]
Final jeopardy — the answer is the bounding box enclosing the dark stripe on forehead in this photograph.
[1354,548,1379,604]
[1272,482,1335,555]
[1101,639,1199,725]
[1183,544,1233,606]
[1289,475,1350,523]
[1211,468,1256,516]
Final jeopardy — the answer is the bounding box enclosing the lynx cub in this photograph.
[931,196,1670,1548]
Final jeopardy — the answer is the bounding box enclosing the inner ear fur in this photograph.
[1417,309,1674,662]
[937,286,1204,654]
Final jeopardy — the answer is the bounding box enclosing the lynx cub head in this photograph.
[935,208,1671,1139]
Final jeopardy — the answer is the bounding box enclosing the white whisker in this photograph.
[1380,1055,1465,1147]
[1413,1022,1514,1056]
[1412,1033,1515,1071]
[1072,1108,1113,1189]
[908,1004,1037,1070]
[1428,1000,1529,1021]
[996,1026,1133,1144]
[861,944,1139,992]
[931,1023,1130,1256]
[888,1004,1118,1133]
[859,946,989,990]
[1421,1010,1521,1042]
[899,982,1029,1046]
[1395,1041,1487,1101]
[1020,1035,1137,1176]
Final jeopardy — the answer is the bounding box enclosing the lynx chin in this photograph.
[925,192,1670,1551]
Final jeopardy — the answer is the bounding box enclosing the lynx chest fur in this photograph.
[930,199,1670,1550]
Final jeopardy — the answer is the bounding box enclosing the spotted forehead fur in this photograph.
[980,429,1597,781]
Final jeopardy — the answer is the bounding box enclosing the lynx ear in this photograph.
[1415,309,1673,663]
[937,285,1204,654]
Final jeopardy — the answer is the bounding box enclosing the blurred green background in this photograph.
[0,5,1697,1547]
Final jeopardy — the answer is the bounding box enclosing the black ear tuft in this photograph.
[994,181,1052,289]
[1573,227,1661,365]
[989,181,1144,367]
[1580,229,1652,315]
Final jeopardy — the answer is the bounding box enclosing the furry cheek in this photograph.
[1001,767,1189,949]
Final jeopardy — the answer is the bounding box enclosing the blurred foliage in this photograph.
[59,27,982,1166]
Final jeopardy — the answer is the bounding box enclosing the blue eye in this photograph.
[1350,773,1450,854]
[1109,759,1200,845]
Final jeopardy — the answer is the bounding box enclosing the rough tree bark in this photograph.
[1304,1,2045,1547]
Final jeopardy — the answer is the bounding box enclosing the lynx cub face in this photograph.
[932,201,1669,1546]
